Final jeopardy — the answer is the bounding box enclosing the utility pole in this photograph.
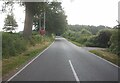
[118,1,120,24]
[39,14,41,30]
[118,1,120,28]
[43,11,46,30]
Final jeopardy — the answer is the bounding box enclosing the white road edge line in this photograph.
[7,41,55,81]
[89,52,120,69]
[66,38,120,69]
[69,60,80,82]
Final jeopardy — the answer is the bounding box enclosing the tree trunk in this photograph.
[23,3,34,38]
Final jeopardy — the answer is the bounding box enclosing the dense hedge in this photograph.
[2,32,27,58]
[109,29,120,56]
[86,29,112,48]
[63,28,120,56]
[2,32,53,58]
[63,29,92,44]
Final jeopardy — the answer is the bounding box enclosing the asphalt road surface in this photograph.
[8,37,119,81]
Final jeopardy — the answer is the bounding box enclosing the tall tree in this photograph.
[2,1,67,37]
[3,14,18,32]
[33,2,68,35]
[2,2,48,38]
[23,3,34,38]
[23,2,49,38]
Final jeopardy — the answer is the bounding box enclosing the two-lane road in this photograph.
[8,37,119,81]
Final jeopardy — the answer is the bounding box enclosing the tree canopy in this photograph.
[68,25,110,35]
[23,2,67,38]
[2,1,68,38]
[33,2,67,35]
[3,14,18,32]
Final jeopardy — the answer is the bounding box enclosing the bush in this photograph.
[85,35,98,47]
[96,29,112,47]
[80,29,92,35]
[86,29,112,48]
[2,32,54,58]
[2,32,27,58]
[109,29,120,56]
[76,35,88,44]
[63,29,92,45]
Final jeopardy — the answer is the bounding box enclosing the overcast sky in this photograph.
[0,0,120,32]
[62,0,119,26]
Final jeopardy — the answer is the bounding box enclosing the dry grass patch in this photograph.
[89,49,120,66]
[2,41,52,77]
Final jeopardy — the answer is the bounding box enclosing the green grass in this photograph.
[67,39,84,47]
[67,38,120,66]
[89,49,120,66]
[2,41,53,77]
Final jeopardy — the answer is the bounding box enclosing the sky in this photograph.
[62,0,119,26]
[0,0,120,32]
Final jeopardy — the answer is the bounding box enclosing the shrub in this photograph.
[2,32,27,58]
[80,29,92,35]
[109,29,120,56]
[85,35,98,47]
[96,29,112,47]
[86,29,112,48]
[2,32,54,58]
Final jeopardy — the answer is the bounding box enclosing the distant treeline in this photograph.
[63,25,120,56]
[68,25,111,35]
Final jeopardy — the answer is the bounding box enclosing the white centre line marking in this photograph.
[69,60,80,82]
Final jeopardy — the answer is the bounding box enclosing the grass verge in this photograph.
[68,39,120,67]
[2,41,53,77]
[89,49,120,67]
[67,39,84,47]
